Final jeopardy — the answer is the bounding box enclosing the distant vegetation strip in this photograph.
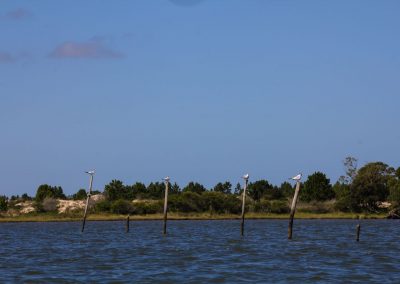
[1,157,400,219]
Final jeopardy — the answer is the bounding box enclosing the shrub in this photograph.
[110,199,134,214]
[42,198,58,212]
[333,182,353,212]
[94,200,112,213]
[202,192,226,213]
[169,192,203,212]
[132,201,163,215]
[298,201,334,214]
[269,200,290,214]
[222,194,242,214]
[33,201,44,212]
[253,199,270,213]
[253,199,289,214]
[334,198,352,212]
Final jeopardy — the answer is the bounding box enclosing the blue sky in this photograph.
[1,0,399,196]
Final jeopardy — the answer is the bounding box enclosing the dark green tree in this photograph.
[10,195,19,201]
[147,182,165,199]
[334,157,358,211]
[170,182,181,195]
[247,180,273,201]
[35,184,66,202]
[234,183,242,195]
[396,167,400,179]
[21,193,32,201]
[267,186,284,200]
[110,199,134,214]
[301,172,334,202]
[104,180,129,201]
[131,182,147,199]
[0,196,8,212]
[350,162,394,211]
[279,182,294,198]
[213,182,232,194]
[182,182,207,194]
[73,189,87,200]
[388,176,400,206]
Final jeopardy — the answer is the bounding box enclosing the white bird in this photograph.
[242,174,249,180]
[163,176,170,182]
[290,173,302,181]
[85,170,95,175]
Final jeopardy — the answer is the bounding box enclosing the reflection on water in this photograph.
[1,220,399,283]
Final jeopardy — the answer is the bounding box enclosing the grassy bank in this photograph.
[0,212,387,222]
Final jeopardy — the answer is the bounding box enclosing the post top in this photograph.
[85,170,95,175]
[290,173,302,181]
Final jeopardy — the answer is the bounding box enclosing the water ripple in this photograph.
[1,220,400,283]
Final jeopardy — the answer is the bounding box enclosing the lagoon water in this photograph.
[1,220,399,283]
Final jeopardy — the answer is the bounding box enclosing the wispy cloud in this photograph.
[4,8,32,20]
[0,52,15,63]
[49,40,123,59]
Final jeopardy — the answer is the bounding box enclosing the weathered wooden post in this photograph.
[163,176,170,235]
[126,215,130,233]
[241,174,249,236]
[81,170,95,233]
[288,173,302,240]
[356,223,361,242]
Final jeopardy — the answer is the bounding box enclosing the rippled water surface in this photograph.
[1,220,399,283]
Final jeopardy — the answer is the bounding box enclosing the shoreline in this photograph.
[0,212,388,223]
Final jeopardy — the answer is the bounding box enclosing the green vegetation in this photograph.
[301,172,335,202]
[0,196,8,212]
[73,189,88,200]
[1,156,400,221]
[35,184,66,202]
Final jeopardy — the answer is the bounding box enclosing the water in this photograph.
[0,220,399,283]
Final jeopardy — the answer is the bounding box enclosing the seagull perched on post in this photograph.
[242,174,249,180]
[85,170,95,175]
[163,176,170,182]
[290,173,302,181]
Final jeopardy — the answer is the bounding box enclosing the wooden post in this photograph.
[126,215,130,233]
[163,177,170,235]
[241,176,249,236]
[288,181,301,239]
[356,224,361,242]
[81,173,94,233]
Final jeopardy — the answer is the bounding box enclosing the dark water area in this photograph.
[1,220,399,283]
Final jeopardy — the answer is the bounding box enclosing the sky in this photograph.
[1,0,400,196]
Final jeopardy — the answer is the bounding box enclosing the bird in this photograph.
[163,176,170,182]
[290,173,302,181]
[242,174,249,180]
[85,170,95,175]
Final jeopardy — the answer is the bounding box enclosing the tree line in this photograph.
[1,157,400,215]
